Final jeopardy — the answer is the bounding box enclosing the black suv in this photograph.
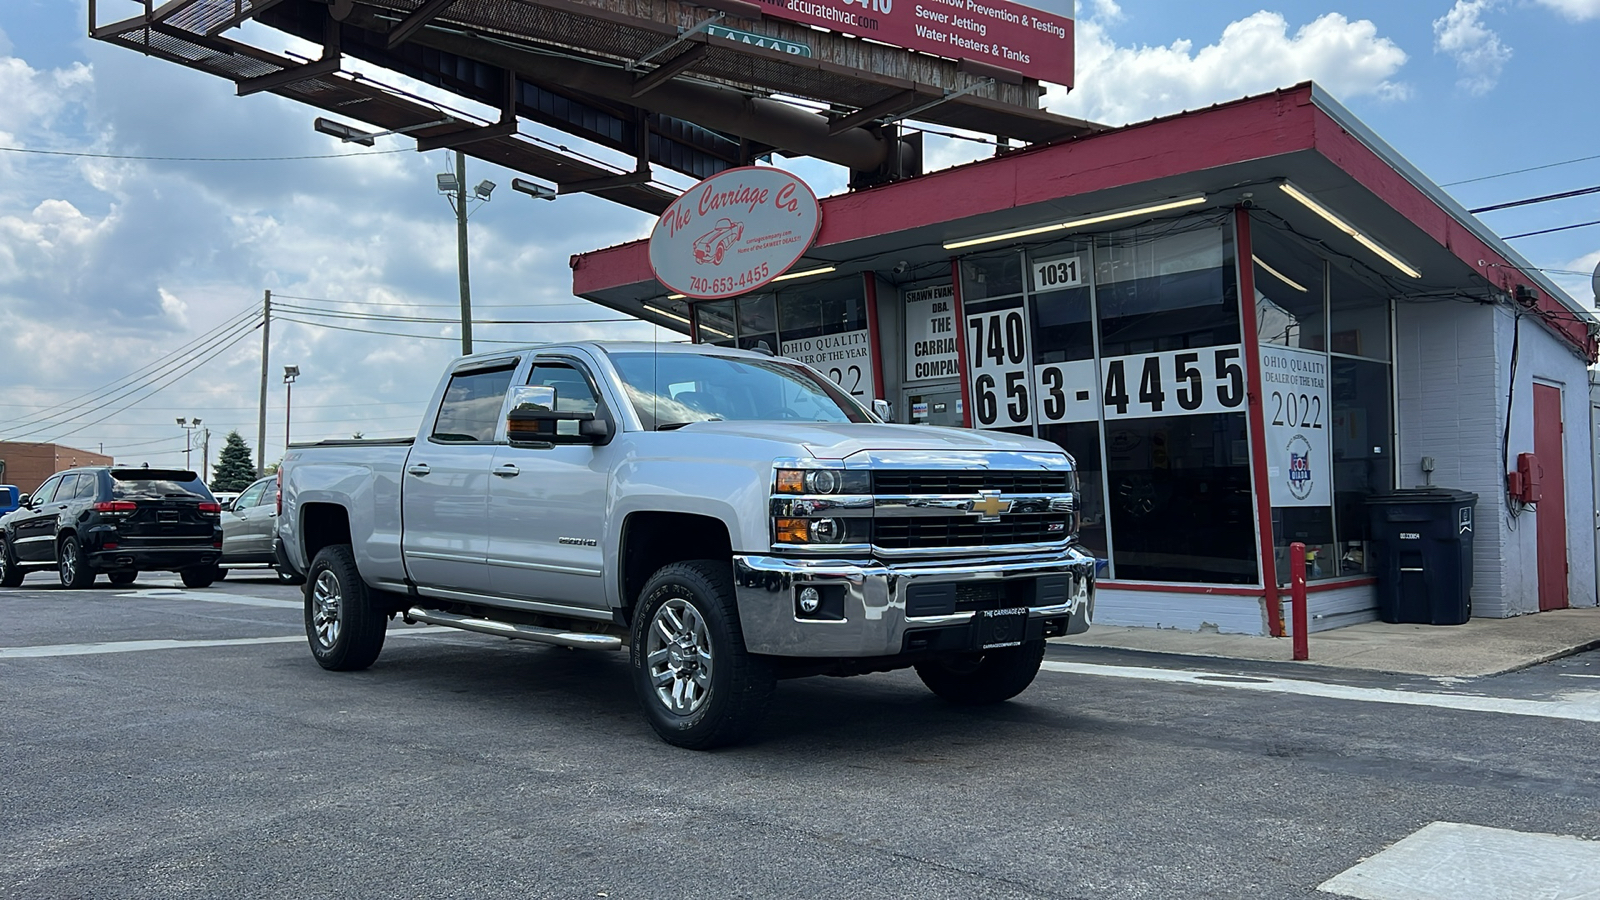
[0,467,223,589]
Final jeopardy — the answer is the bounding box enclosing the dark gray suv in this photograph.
[0,467,223,589]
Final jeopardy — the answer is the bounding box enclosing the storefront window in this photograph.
[1330,356,1394,575]
[1250,221,1326,351]
[960,250,1026,302]
[1329,264,1391,360]
[737,294,778,353]
[1102,413,1257,583]
[1096,222,1240,357]
[1039,422,1106,561]
[695,300,736,347]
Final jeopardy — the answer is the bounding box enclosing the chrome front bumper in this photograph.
[732,547,1096,657]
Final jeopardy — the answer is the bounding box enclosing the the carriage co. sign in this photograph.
[649,166,821,301]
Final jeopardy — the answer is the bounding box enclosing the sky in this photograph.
[1,0,1598,479]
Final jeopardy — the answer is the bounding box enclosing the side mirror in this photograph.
[506,385,607,446]
[19,494,31,508]
[871,399,894,423]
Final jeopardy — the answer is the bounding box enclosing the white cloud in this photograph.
[1433,1,1511,96]
[1533,0,1600,20]
[1045,11,1409,127]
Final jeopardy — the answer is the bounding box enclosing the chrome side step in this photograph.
[403,607,622,650]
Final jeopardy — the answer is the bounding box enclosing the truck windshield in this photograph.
[609,352,872,430]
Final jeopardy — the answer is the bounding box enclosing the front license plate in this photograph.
[976,607,1029,649]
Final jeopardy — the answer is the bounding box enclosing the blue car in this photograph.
[0,486,18,517]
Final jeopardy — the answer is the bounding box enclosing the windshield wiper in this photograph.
[656,417,722,431]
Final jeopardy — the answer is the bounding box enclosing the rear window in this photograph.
[110,469,211,500]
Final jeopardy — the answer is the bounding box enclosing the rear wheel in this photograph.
[58,536,94,589]
[212,567,228,581]
[305,544,386,671]
[0,538,23,588]
[108,570,138,587]
[180,567,216,589]
[629,560,774,750]
[915,639,1047,706]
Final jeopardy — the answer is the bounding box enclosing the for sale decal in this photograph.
[649,166,821,301]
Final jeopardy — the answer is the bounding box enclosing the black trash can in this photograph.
[1366,488,1478,625]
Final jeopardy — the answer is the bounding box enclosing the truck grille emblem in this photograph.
[972,491,1012,521]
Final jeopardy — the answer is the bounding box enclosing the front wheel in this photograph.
[630,561,774,750]
[0,538,23,588]
[915,639,1047,705]
[304,544,386,671]
[58,536,94,589]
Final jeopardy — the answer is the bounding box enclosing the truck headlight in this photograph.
[775,468,866,495]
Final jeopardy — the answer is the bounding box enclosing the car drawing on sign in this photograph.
[692,218,743,265]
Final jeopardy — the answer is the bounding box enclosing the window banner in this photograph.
[1259,345,1331,507]
[965,297,1034,429]
[903,284,961,382]
[1097,345,1248,420]
[781,329,877,401]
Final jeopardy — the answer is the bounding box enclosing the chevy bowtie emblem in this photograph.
[972,492,1012,520]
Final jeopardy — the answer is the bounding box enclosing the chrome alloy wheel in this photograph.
[59,541,79,585]
[645,596,714,716]
[310,570,344,650]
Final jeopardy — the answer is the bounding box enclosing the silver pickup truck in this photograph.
[277,341,1095,749]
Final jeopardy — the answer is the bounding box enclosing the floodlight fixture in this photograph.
[512,178,557,201]
[283,365,300,382]
[474,179,496,200]
[312,117,377,146]
[437,172,460,194]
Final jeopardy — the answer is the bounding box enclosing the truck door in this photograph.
[487,358,613,611]
[401,360,518,595]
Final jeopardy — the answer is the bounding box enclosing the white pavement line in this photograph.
[1317,821,1600,899]
[117,589,301,609]
[1040,661,1600,724]
[1559,673,1600,679]
[0,626,457,659]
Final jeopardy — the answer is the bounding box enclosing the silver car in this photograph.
[219,477,298,582]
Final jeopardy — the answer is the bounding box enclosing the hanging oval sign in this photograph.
[649,166,821,301]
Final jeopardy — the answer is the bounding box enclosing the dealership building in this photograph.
[572,84,1600,634]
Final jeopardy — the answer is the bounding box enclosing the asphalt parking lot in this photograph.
[4,571,1599,899]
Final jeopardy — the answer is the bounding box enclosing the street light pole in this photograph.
[177,417,201,471]
[455,148,472,356]
[283,366,300,459]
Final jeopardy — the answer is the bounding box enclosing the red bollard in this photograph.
[1289,541,1309,661]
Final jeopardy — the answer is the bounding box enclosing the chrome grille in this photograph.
[871,470,1070,494]
[872,516,1068,550]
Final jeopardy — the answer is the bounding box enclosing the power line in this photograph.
[271,293,612,309]
[275,315,648,343]
[1503,219,1600,240]
[273,302,636,325]
[1443,152,1600,187]
[0,303,261,438]
[1470,184,1600,214]
[0,145,409,162]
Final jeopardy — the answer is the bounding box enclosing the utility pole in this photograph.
[455,149,473,356]
[202,428,211,486]
[257,289,271,476]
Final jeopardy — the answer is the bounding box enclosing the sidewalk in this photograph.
[1051,607,1600,677]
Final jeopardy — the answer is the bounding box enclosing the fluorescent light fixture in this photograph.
[666,293,686,300]
[511,178,556,201]
[1252,255,1307,292]
[1278,182,1420,279]
[700,324,734,339]
[644,303,691,325]
[943,195,1209,251]
[771,265,836,283]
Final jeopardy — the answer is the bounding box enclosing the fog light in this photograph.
[798,586,821,614]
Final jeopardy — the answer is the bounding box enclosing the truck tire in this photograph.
[304,544,386,672]
[630,560,774,750]
[58,535,94,589]
[915,639,1047,706]
[0,539,23,588]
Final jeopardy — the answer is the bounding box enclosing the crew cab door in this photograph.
[400,359,519,595]
[12,475,66,562]
[487,357,614,611]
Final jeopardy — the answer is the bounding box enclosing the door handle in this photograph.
[494,464,520,478]
[406,463,432,476]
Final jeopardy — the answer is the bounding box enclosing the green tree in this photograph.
[211,431,257,492]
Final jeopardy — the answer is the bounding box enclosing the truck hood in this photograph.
[671,421,1061,460]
